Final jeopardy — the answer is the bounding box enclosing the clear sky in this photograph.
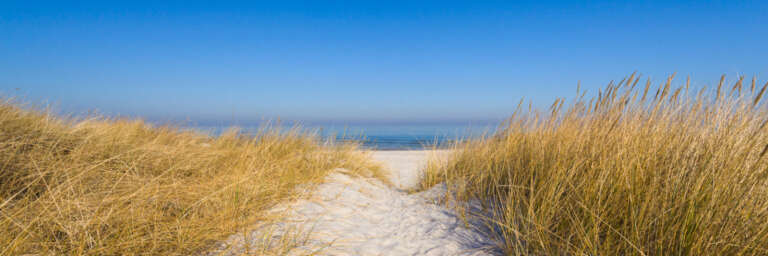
[1,1,767,124]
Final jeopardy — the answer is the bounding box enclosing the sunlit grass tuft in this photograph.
[0,99,381,255]
[423,73,768,255]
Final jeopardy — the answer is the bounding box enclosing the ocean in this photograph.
[189,122,499,150]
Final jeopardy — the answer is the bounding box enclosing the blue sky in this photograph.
[1,1,767,124]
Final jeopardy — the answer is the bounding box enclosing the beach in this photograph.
[212,150,500,255]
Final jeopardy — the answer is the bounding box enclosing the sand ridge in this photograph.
[213,150,499,255]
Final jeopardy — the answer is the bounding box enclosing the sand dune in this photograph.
[213,150,499,255]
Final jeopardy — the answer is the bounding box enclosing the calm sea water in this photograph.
[188,123,499,150]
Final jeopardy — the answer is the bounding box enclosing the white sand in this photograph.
[371,150,439,190]
[212,150,499,256]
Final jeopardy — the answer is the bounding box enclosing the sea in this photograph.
[187,122,500,150]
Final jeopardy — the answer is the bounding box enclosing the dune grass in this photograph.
[422,74,768,255]
[0,100,382,255]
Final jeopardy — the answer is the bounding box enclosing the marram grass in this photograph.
[0,100,381,255]
[423,74,768,255]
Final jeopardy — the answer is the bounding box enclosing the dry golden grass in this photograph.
[422,73,768,255]
[0,100,382,255]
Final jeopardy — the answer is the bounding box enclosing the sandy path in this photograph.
[370,150,438,191]
[213,150,498,255]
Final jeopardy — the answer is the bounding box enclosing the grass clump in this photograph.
[423,74,768,255]
[0,100,381,255]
